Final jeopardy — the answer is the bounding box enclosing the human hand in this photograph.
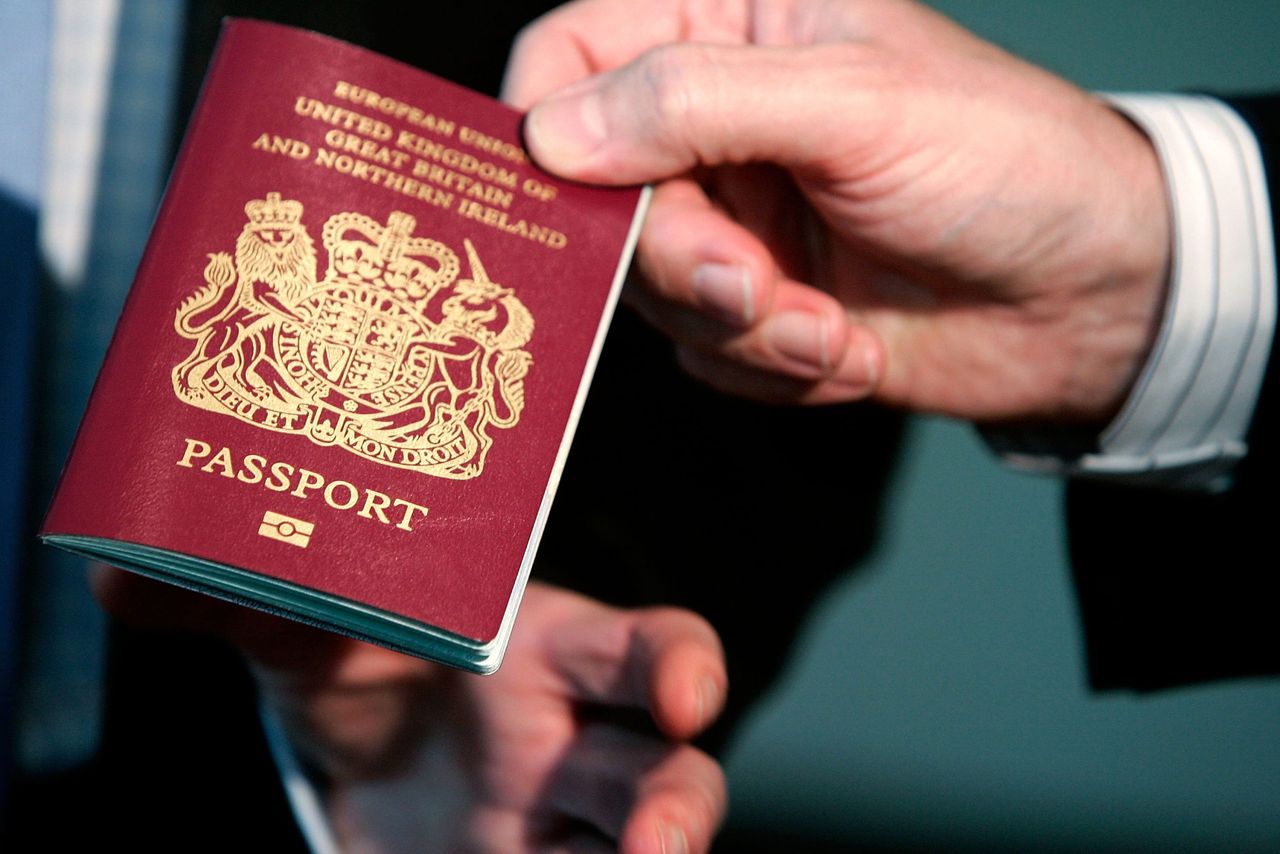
[94,569,727,853]
[505,0,1170,424]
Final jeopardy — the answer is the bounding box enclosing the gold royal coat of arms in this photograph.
[172,192,534,480]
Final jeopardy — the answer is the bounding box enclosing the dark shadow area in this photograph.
[0,186,40,833]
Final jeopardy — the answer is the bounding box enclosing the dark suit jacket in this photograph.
[1067,94,1280,691]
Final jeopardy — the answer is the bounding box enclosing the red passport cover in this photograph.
[41,19,646,671]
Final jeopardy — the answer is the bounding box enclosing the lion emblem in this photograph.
[174,193,318,402]
[172,192,535,480]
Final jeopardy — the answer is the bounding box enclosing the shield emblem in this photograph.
[303,285,418,394]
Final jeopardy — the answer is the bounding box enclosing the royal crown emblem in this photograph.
[172,192,534,479]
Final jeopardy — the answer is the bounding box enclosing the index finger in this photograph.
[545,599,728,741]
[500,0,753,107]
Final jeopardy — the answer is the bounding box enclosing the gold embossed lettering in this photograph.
[391,498,429,532]
[251,132,309,159]
[175,439,430,532]
[291,468,325,499]
[238,454,266,484]
[332,81,456,136]
[201,446,236,478]
[324,480,359,511]
[266,461,294,492]
[178,438,211,468]
[358,490,392,524]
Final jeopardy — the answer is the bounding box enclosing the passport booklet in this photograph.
[41,19,647,673]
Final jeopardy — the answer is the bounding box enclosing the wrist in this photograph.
[992,94,1276,491]
[1058,100,1172,424]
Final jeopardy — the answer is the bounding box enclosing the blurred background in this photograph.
[3,1,1278,851]
[720,2,1280,850]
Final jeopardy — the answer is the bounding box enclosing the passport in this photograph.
[40,19,647,673]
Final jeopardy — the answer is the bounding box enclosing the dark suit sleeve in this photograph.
[1066,94,1280,692]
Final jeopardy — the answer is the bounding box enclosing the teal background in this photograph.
[722,2,1280,850]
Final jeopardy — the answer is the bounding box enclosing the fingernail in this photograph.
[696,674,722,731]
[692,263,754,326]
[828,334,882,393]
[526,81,607,165]
[762,311,831,372]
[862,343,881,387]
[660,822,689,854]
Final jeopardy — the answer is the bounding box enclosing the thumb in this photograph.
[524,42,864,183]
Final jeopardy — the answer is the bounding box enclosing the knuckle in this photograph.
[633,44,717,138]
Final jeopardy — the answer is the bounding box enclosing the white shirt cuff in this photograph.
[998,94,1276,491]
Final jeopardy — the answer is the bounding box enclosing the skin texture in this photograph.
[94,569,727,854]
[504,0,1172,425]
